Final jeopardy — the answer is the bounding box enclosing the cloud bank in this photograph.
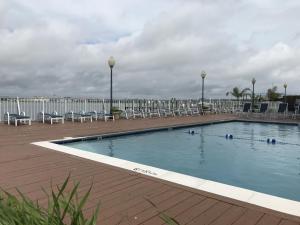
[0,0,299,98]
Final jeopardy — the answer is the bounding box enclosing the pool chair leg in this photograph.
[29,120,31,125]
[90,117,92,122]
[51,119,53,125]
[62,118,64,124]
[15,119,17,127]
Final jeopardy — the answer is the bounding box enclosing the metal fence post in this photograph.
[64,99,67,114]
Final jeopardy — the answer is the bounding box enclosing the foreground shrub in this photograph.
[0,174,180,225]
[0,175,99,225]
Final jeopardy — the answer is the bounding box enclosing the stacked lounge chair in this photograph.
[147,108,161,118]
[122,108,145,119]
[200,104,212,115]
[174,104,188,116]
[160,108,175,117]
[186,104,200,115]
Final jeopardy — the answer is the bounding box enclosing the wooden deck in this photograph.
[0,114,299,225]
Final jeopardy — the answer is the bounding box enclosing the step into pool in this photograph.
[62,121,300,202]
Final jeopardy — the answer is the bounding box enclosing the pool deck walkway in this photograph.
[0,114,299,225]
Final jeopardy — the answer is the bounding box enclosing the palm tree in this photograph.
[267,86,281,101]
[230,87,242,100]
[241,88,251,101]
[226,87,251,101]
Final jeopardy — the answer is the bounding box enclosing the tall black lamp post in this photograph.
[108,56,115,116]
[251,78,256,112]
[201,71,206,114]
[283,83,287,104]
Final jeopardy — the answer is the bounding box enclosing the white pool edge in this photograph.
[32,139,300,217]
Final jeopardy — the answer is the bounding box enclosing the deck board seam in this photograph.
[206,204,236,225]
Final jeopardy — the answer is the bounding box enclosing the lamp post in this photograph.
[283,83,287,103]
[201,71,206,114]
[108,56,115,117]
[251,78,256,112]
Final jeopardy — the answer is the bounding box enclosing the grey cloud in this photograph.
[0,0,300,98]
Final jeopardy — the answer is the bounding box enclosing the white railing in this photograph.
[0,96,282,121]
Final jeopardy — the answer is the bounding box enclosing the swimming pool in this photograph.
[61,121,300,202]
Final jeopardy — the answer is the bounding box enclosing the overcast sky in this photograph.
[0,0,299,98]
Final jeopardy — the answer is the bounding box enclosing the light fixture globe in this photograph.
[108,56,115,68]
[284,83,287,89]
[251,78,256,85]
[201,71,206,79]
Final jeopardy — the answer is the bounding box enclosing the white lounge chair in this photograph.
[187,104,200,115]
[65,111,93,123]
[174,104,188,116]
[122,108,145,119]
[4,112,31,126]
[132,108,145,119]
[38,111,64,124]
[147,108,161,118]
[88,111,114,122]
[160,108,175,117]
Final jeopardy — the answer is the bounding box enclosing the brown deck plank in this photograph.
[26,169,132,201]
[114,187,183,217]
[141,194,207,225]
[0,115,299,225]
[174,198,218,225]
[232,209,264,225]
[99,185,174,224]
[186,201,232,225]
[256,214,282,225]
[123,190,193,225]
[209,205,247,225]
[89,180,164,210]
[279,220,300,225]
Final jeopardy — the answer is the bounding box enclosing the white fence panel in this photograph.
[0,97,288,121]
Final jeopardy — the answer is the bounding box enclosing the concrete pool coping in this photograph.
[32,119,300,217]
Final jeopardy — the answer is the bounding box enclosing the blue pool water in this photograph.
[63,122,300,201]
